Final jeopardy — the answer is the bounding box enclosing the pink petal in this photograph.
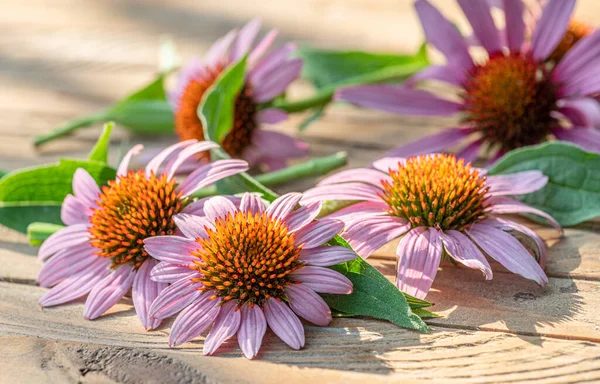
[203,196,238,222]
[467,223,548,285]
[38,223,89,261]
[169,293,221,347]
[240,193,265,213]
[203,301,242,355]
[324,201,390,225]
[317,168,389,188]
[553,30,600,97]
[286,284,332,326]
[181,196,241,216]
[294,219,344,249]
[290,266,353,294]
[380,127,474,158]
[150,261,195,283]
[237,304,267,359]
[149,275,203,320]
[248,29,279,65]
[344,215,411,258]
[263,298,304,350]
[61,194,90,225]
[253,58,303,103]
[72,168,101,207]
[265,192,302,221]
[143,236,198,264]
[173,214,210,239]
[455,139,483,163]
[486,170,548,196]
[439,230,492,279]
[133,259,167,330]
[83,264,135,320]
[251,130,309,159]
[336,85,462,116]
[117,144,144,177]
[406,64,467,87]
[530,0,576,61]
[483,217,548,268]
[230,18,262,62]
[558,98,600,127]
[247,43,296,85]
[301,182,384,204]
[145,140,197,177]
[553,127,600,153]
[39,258,112,307]
[371,157,406,173]
[165,141,220,179]
[503,0,525,52]
[395,227,443,299]
[457,0,502,54]
[284,201,322,233]
[487,196,562,231]
[299,246,357,267]
[204,30,237,66]
[257,108,288,125]
[37,247,97,287]
[176,157,249,196]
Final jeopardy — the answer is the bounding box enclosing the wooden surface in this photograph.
[1,0,600,383]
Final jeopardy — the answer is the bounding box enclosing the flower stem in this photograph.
[34,110,111,147]
[192,151,348,198]
[27,222,65,245]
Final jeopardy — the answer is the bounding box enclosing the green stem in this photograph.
[192,152,348,199]
[272,61,428,113]
[34,110,111,147]
[27,222,65,246]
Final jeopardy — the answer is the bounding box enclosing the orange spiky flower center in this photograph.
[549,20,593,63]
[89,170,184,268]
[380,154,490,231]
[174,64,258,159]
[462,53,558,152]
[190,211,304,306]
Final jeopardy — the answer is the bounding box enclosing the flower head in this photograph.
[144,192,354,358]
[37,140,248,329]
[336,0,600,160]
[170,19,308,170]
[302,153,562,299]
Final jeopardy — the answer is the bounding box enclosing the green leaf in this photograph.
[27,222,65,246]
[87,122,114,163]
[0,169,7,179]
[297,43,428,89]
[199,56,247,143]
[488,142,600,226]
[0,159,116,233]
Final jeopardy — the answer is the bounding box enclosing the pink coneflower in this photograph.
[302,153,561,299]
[37,140,248,329]
[170,19,308,170]
[144,192,354,358]
[337,0,600,161]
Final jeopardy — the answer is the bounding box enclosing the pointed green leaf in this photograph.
[87,122,114,163]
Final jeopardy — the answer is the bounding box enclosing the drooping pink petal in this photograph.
[38,223,90,261]
[324,201,390,225]
[457,0,502,54]
[145,140,197,177]
[61,194,90,225]
[265,192,302,221]
[230,18,262,62]
[558,98,600,127]
[203,301,242,355]
[455,139,483,163]
[247,43,296,85]
[169,58,204,108]
[251,130,309,159]
[83,264,135,320]
[39,258,112,307]
[204,29,238,67]
[317,168,389,188]
[263,298,304,350]
[286,284,332,326]
[203,196,238,222]
[164,141,220,179]
[72,168,101,207]
[237,304,267,359]
[553,30,600,97]
[344,215,411,258]
[176,158,249,197]
[486,171,548,196]
[487,196,562,231]
[173,214,210,240]
[248,29,279,65]
[149,275,203,320]
[255,156,288,171]
[414,0,473,69]
[143,236,198,264]
[169,293,221,347]
[253,58,303,102]
[293,219,344,249]
[132,259,167,330]
[553,127,600,153]
[37,246,98,287]
[117,144,144,178]
[290,266,353,294]
[380,127,474,159]
[181,196,241,216]
[395,227,443,299]
[299,246,357,267]
[240,193,265,213]
[301,182,384,204]
[336,85,462,116]
[406,64,467,87]
[283,201,322,233]
[503,0,525,52]
[483,217,548,268]
[439,230,492,279]
[150,261,195,283]
[256,108,288,125]
[530,0,576,61]
[371,157,406,173]
[467,223,548,285]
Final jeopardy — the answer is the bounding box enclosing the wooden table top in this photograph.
[1,0,599,383]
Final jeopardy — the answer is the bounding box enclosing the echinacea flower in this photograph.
[302,153,561,299]
[143,192,354,358]
[337,0,600,161]
[170,19,308,171]
[37,140,248,329]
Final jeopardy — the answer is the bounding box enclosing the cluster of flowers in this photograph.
[36,0,594,358]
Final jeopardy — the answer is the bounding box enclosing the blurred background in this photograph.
[0,0,598,172]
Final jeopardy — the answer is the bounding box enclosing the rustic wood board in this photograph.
[1,0,599,382]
